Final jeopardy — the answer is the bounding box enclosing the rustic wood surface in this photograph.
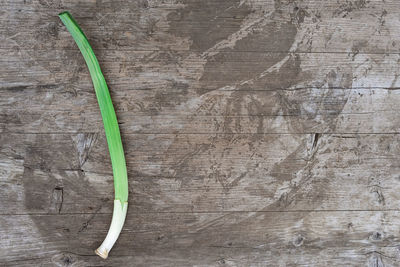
[2,0,400,266]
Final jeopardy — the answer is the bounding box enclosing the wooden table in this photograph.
[1,0,400,266]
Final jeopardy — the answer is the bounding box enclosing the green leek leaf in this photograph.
[59,11,128,204]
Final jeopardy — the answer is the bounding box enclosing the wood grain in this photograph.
[1,212,400,266]
[2,0,400,266]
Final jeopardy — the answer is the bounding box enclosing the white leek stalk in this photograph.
[95,200,128,259]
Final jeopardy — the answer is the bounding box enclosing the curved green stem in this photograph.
[59,11,128,259]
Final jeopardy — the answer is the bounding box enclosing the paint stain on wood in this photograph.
[168,0,252,52]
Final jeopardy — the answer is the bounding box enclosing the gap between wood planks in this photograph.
[3,209,400,216]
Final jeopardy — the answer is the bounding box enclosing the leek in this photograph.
[59,11,128,259]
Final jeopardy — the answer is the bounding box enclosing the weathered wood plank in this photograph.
[2,133,400,216]
[1,211,400,266]
[2,51,400,89]
[2,0,400,54]
[2,86,400,134]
